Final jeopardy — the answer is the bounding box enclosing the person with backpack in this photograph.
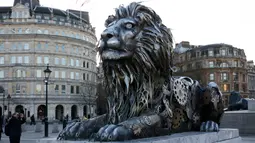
[5,113,26,143]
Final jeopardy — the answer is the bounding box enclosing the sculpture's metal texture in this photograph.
[57,2,224,141]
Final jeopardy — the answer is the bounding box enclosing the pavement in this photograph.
[0,124,254,143]
[1,123,61,143]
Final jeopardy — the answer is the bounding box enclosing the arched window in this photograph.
[16,69,26,78]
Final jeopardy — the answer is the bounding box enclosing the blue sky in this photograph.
[1,0,255,61]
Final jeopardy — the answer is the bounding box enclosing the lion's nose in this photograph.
[101,31,114,40]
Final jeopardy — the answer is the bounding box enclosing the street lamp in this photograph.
[7,94,11,116]
[43,64,51,137]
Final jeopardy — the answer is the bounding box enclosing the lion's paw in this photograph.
[94,124,133,141]
[200,121,219,132]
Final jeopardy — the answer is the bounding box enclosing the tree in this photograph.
[96,82,107,115]
[80,82,97,118]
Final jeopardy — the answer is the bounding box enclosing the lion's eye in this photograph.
[125,23,134,29]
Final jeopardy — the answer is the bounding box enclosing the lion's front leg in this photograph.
[57,114,107,140]
[94,114,164,142]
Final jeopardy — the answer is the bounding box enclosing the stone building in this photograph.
[173,41,248,107]
[0,0,98,121]
[247,60,255,98]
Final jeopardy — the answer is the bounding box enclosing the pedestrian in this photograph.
[7,113,26,143]
[30,114,35,125]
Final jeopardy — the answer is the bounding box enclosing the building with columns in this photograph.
[247,60,255,98]
[0,0,97,121]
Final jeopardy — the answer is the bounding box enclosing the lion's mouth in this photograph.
[99,39,133,60]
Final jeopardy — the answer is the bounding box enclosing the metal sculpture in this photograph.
[57,2,224,141]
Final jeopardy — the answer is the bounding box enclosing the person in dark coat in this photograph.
[30,114,35,125]
[7,113,26,143]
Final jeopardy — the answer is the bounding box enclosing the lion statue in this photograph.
[57,2,224,142]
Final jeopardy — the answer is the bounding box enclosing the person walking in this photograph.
[7,113,26,143]
[30,114,35,125]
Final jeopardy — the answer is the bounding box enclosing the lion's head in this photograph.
[98,2,173,79]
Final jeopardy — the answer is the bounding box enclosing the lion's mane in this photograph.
[100,2,174,124]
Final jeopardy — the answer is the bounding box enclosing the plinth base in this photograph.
[36,128,241,143]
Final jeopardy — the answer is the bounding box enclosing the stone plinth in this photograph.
[221,110,255,135]
[248,100,255,111]
[36,128,241,143]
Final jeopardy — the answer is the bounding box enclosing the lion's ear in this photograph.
[104,15,116,27]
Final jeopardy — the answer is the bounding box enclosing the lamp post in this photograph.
[7,94,11,116]
[43,64,52,137]
[2,89,5,115]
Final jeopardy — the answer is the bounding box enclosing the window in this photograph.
[55,71,59,78]
[87,62,89,68]
[37,42,41,50]
[209,61,214,68]
[16,84,21,93]
[220,62,228,67]
[221,84,230,92]
[61,58,66,65]
[24,43,29,50]
[0,43,4,50]
[16,70,26,78]
[233,72,238,81]
[37,57,42,64]
[87,73,90,80]
[70,86,74,94]
[55,85,59,94]
[208,51,214,56]
[75,72,79,79]
[36,70,42,77]
[61,71,65,78]
[221,73,228,80]
[0,71,4,78]
[55,58,59,65]
[61,45,65,52]
[221,49,226,56]
[83,73,85,80]
[76,47,79,54]
[55,44,59,52]
[17,56,22,63]
[0,57,4,64]
[24,56,29,63]
[76,60,79,67]
[70,59,74,66]
[83,61,86,67]
[70,72,74,79]
[45,42,49,50]
[233,50,237,56]
[11,56,16,64]
[36,84,41,94]
[61,85,66,94]
[44,57,49,64]
[234,83,239,91]
[17,43,22,50]
[76,86,79,94]
[233,61,238,67]
[12,43,16,50]
[243,74,246,82]
[209,73,214,80]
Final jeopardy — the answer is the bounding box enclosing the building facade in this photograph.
[0,1,98,121]
[173,41,248,107]
[247,60,255,98]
